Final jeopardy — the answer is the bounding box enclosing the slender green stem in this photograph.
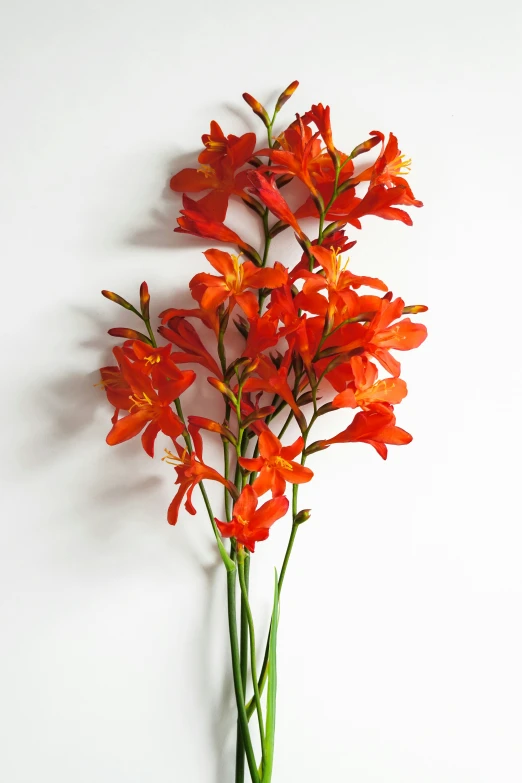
[228,568,261,783]
[235,553,250,783]
[246,448,309,721]
[238,555,265,755]
[143,317,156,347]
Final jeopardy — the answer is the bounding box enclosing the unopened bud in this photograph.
[107,327,151,344]
[294,508,311,525]
[317,402,336,417]
[234,318,250,339]
[102,290,134,310]
[207,377,238,404]
[242,356,260,376]
[242,93,271,127]
[350,133,382,159]
[268,220,290,239]
[225,357,250,381]
[322,221,348,238]
[140,282,150,320]
[275,80,299,113]
[403,304,428,314]
[240,192,265,217]
[304,440,329,456]
[242,405,275,427]
[275,173,294,189]
[241,244,263,267]
[296,390,315,406]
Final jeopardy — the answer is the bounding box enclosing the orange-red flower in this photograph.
[302,103,335,158]
[123,341,186,386]
[175,197,260,264]
[332,356,408,413]
[296,246,387,319]
[310,408,412,460]
[170,124,256,221]
[242,354,303,423]
[364,297,428,376]
[239,431,313,497]
[163,429,236,525]
[248,172,306,239]
[189,249,288,318]
[256,118,323,194]
[106,350,195,457]
[215,484,289,552]
[158,315,223,376]
[98,365,132,424]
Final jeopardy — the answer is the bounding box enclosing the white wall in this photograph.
[2,1,521,781]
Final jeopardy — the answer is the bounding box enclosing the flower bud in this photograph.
[296,390,315,406]
[139,281,150,320]
[240,192,265,217]
[294,508,311,525]
[275,80,299,113]
[101,290,134,310]
[233,317,250,339]
[317,402,336,417]
[322,221,348,238]
[207,377,238,404]
[304,440,329,456]
[275,173,294,189]
[242,405,275,427]
[403,304,428,314]
[225,357,250,381]
[268,220,290,239]
[242,93,271,127]
[241,244,263,267]
[107,327,152,344]
[350,133,382,159]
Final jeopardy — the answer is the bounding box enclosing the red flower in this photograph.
[215,484,289,552]
[170,124,256,221]
[297,246,387,319]
[164,429,236,525]
[158,316,223,374]
[302,103,335,158]
[311,408,412,460]
[248,172,306,239]
[106,350,194,457]
[242,311,283,358]
[98,365,132,424]
[256,118,323,194]
[123,341,187,386]
[365,297,428,376]
[189,249,287,318]
[242,355,303,423]
[332,356,408,412]
[175,197,261,264]
[239,431,313,497]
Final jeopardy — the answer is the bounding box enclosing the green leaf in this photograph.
[262,570,279,782]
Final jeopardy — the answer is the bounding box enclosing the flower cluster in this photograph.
[99,81,427,555]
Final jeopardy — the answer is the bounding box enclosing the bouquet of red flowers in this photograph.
[98,81,427,782]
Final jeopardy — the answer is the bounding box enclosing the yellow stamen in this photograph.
[225,253,245,293]
[145,354,161,365]
[271,456,293,471]
[205,139,226,151]
[129,392,154,411]
[387,154,411,177]
[162,447,188,466]
[196,164,214,178]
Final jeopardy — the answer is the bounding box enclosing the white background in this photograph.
[1,1,521,781]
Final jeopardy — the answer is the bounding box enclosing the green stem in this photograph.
[238,555,265,754]
[235,554,251,783]
[228,568,261,783]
